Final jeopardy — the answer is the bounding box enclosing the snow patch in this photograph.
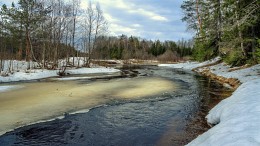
[0,60,120,83]
[0,70,58,83]
[66,67,120,74]
[202,63,260,83]
[159,57,221,70]
[53,77,92,81]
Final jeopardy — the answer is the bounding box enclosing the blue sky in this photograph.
[1,0,193,41]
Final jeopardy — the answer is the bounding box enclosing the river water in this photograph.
[0,66,232,146]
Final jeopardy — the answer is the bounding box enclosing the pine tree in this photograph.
[181,0,260,64]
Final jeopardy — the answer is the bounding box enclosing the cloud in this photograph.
[96,0,168,22]
[92,0,193,41]
[132,24,142,28]
[129,8,168,22]
[109,23,140,36]
[103,13,119,23]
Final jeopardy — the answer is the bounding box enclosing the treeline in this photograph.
[92,35,193,62]
[0,0,195,73]
[0,0,107,70]
[182,0,260,66]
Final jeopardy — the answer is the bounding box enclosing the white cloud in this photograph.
[132,24,142,28]
[109,23,140,36]
[130,8,168,22]
[97,0,168,22]
[103,13,119,23]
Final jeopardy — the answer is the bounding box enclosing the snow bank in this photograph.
[0,67,120,83]
[0,59,120,83]
[188,79,260,146]
[1,60,33,71]
[159,58,260,146]
[158,57,221,70]
[68,57,86,67]
[0,70,58,83]
[66,67,119,74]
[198,63,260,83]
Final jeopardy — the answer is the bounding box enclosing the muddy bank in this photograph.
[193,67,241,89]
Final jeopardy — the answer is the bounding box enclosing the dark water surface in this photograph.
[0,66,233,146]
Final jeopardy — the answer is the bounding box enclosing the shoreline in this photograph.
[193,67,241,89]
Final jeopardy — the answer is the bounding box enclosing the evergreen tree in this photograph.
[181,0,260,65]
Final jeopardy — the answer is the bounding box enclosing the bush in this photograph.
[192,39,216,62]
[223,50,246,67]
[157,49,179,62]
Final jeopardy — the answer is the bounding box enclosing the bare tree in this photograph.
[71,0,80,66]
[81,1,107,67]
[93,2,107,52]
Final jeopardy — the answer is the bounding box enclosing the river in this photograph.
[0,66,232,146]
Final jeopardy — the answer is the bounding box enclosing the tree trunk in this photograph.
[196,0,202,35]
[235,0,246,57]
[216,0,222,55]
[26,29,31,70]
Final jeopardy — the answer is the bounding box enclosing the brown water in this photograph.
[0,66,233,146]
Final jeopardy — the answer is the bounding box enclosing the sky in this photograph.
[1,0,194,41]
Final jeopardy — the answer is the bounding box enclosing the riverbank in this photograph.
[159,58,260,145]
[0,59,121,84]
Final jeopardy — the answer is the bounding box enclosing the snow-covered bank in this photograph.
[0,68,120,83]
[0,70,58,83]
[159,58,260,146]
[159,57,221,70]
[0,60,120,83]
[197,63,260,83]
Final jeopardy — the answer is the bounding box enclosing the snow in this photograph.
[0,60,120,83]
[198,63,260,83]
[159,57,260,146]
[66,67,119,74]
[158,57,221,70]
[0,70,58,83]
[53,76,92,81]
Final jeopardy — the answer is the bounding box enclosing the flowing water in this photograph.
[0,66,233,146]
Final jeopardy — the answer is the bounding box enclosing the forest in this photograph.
[0,0,259,73]
[0,0,192,72]
[181,0,260,66]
